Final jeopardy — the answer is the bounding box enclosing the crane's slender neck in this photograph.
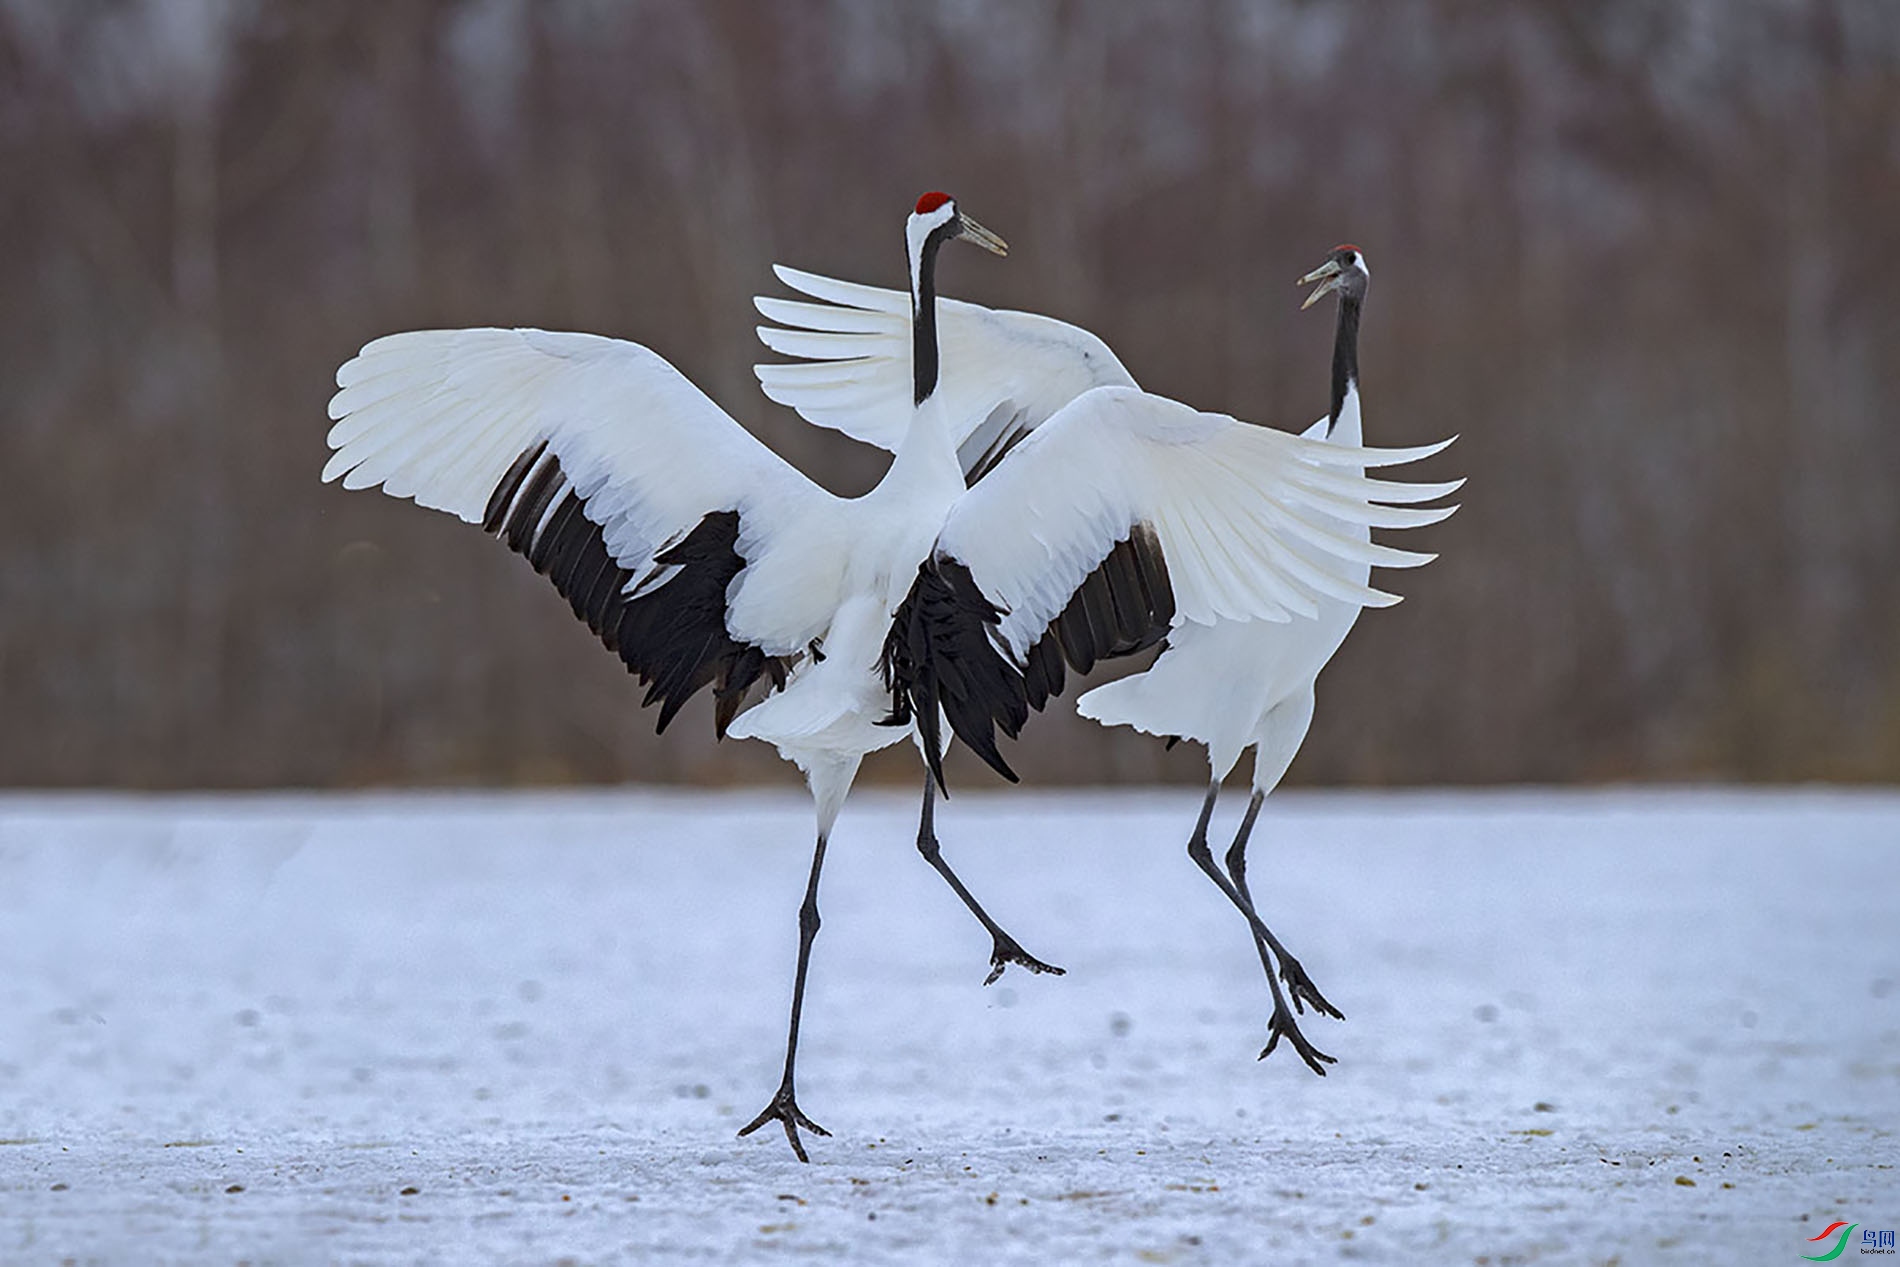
[880,222,961,502]
[911,232,945,407]
[1328,287,1362,436]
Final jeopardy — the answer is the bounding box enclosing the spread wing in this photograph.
[324,327,849,736]
[753,265,1138,482]
[881,386,1461,785]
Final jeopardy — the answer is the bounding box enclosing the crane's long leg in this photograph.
[915,770,1064,984]
[738,832,834,1162]
[1184,783,1335,1076]
[1225,788,1342,1021]
[1223,789,1344,1070]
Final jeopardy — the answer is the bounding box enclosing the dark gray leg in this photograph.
[1185,783,1335,1075]
[1225,788,1342,1021]
[738,832,834,1162]
[915,770,1064,984]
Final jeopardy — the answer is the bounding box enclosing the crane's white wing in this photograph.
[943,388,1459,650]
[753,265,1138,480]
[324,327,849,736]
[883,386,1460,784]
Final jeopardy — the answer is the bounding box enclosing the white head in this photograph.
[906,191,1008,300]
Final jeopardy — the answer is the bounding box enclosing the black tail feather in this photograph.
[882,558,1027,791]
[884,526,1175,791]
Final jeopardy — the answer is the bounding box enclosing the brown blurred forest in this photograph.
[2,0,1897,790]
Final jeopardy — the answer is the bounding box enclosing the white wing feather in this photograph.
[933,386,1460,659]
[753,265,1138,474]
[324,327,847,654]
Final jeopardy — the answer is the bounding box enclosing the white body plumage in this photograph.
[1078,392,1367,789]
[752,250,1447,795]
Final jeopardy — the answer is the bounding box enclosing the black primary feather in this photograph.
[1021,524,1174,712]
[485,444,793,739]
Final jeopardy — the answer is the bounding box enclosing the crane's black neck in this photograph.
[912,231,946,407]
[1328,287,1362,434]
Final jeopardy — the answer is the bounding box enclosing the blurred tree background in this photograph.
[2,0,1897,789]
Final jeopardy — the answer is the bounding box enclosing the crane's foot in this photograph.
[984,935,1066,986]
[1259,1000,1338,1076]
[1277,953,1344,1021]
[737,1080,830,1163]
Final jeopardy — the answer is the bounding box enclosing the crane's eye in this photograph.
[1341,250,1356,265]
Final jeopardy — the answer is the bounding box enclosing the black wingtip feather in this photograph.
[1022,524,1174,713]
[485,445,793,740]
[483,440,547,533]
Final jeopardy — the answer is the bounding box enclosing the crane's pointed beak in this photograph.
[956,214,1009,257]
[1299,259,1343,310]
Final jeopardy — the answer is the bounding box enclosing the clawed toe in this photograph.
[983,937,1066,986]
[1258,1004,1337,1076]
[738,1085,831,1163]
[1278,957,1344,1021]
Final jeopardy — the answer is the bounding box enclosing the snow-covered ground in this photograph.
[0,787,1894,1264]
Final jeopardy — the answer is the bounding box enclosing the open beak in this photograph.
[956,214,1009,257]
[1299,258,1343,310]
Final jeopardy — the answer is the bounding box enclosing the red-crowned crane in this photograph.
[754,244,1455,1075]
[326,195,1444,1159]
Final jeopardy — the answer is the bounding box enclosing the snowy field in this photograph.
[0,787,1894,1264]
